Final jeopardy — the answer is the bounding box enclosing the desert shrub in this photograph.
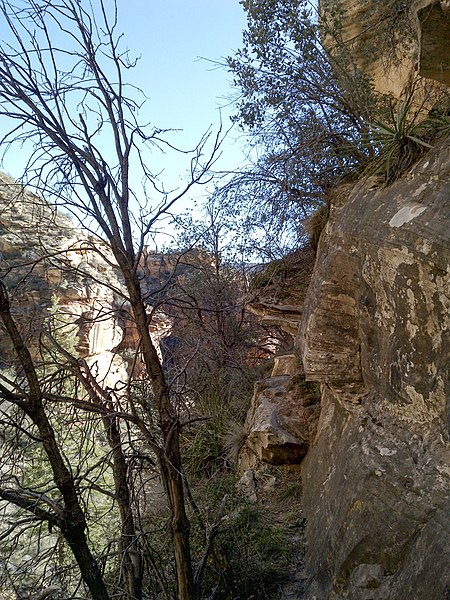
[182,367,255,478]
[367,81,450,184]
[186,474,303,600]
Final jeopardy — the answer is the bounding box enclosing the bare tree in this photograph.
[0,1,222,598]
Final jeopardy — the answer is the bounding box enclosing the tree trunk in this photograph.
[0,286,110,600]
[29,406,111,600]
[63,525,111,600]
[124,276,194,600]
[106,414,143,600]
[158,439,194,600]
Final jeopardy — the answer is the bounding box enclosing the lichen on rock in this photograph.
[298,136,450,599]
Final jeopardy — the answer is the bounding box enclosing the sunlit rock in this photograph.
[320,0,450,96]
[298,136,450,600]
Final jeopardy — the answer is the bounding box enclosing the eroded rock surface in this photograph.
[299,138,450,599]
[320,0,450,95]
[240,354,320,472]
[247,302,303,337]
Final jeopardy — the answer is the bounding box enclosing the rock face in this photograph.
[247,302,303,337]
[298,138,450,599]
[239,248,319,471]
[320,0,450,95]
[239,360,320,471]
[0,174,171,386]
[0,174,130,386]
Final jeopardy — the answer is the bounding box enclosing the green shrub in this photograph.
[367,82,450,184]
[182,367,255,477]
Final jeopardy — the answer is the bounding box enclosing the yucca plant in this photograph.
[368,81,449,184]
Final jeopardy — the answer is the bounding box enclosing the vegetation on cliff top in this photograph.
[223,0,449,254]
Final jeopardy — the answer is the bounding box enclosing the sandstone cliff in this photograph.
[298,136,449,599]
[320,0,450,96]
[0,173,171,387]
[238,5,450,597]
[239,136,449,600]
[289,5,450,597]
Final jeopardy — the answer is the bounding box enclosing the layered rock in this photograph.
[239,356,320,471]
[0,174,171,388]
[320,0,450,95]
[239,247,318,471]
[247,302,303,337]
[298,137,450,599]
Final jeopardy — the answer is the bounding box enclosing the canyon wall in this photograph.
[320,0,450,96]
[298,136,449,599]
[291,5,450,597]
[238,134,449,599]
[0,174,170,387]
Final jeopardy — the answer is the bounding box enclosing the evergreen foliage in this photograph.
[221,0,377,256]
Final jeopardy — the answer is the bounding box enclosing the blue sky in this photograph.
[1,0,248,195]
[118,1,249,187]
[119,1,244,130]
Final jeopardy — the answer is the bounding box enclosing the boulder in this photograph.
[272,353,299,377]
[239,374,320,471]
